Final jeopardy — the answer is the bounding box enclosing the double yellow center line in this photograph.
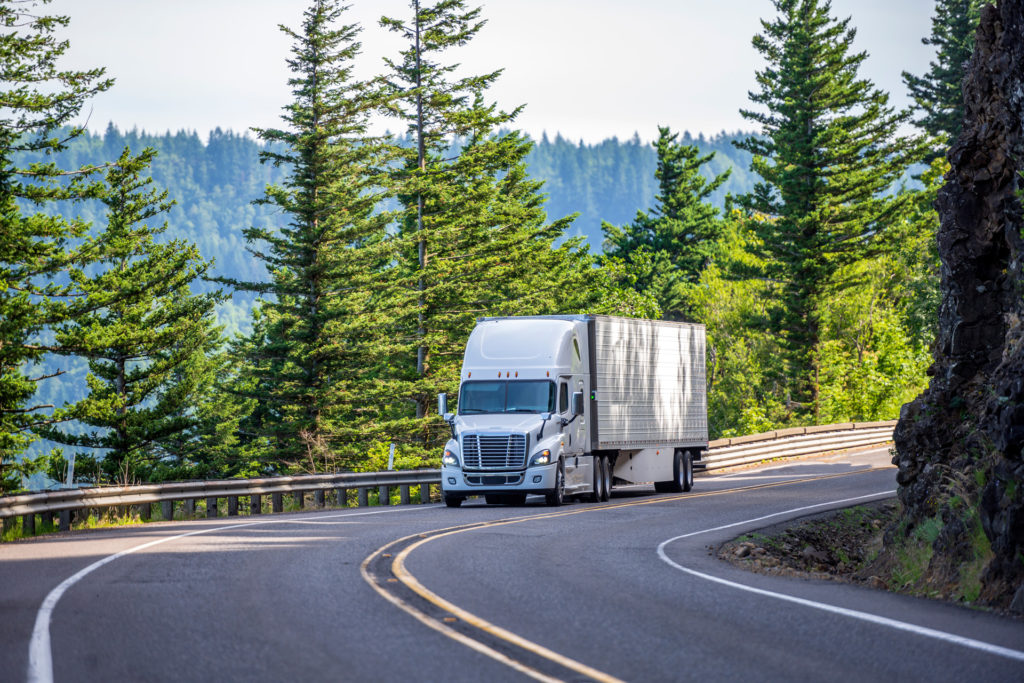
[361,467,892,682]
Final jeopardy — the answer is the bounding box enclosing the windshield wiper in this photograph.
[460,408,488,414]
[506,408,539,413]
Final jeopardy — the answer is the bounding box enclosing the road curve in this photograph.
[1,447,1021,682]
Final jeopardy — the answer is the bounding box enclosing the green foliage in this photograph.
[603,126,730,320]
[36,149,224,485]
[225,0,396,472]
[0,0,113,491]
[376,0,597,456]
[902,0,983,155]
[734,0,928,421]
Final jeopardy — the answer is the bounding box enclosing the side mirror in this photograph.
[540,412,552,421]
[438,393,448,417]
[443,412,455,422]
[571,391,584,416]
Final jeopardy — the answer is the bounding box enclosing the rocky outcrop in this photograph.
[892,0,1024,608]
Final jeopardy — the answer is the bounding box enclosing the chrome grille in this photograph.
[462,433,527,470]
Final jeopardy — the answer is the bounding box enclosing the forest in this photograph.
[1,0,976,492]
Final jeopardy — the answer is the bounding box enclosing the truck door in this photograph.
[559,377,584,456]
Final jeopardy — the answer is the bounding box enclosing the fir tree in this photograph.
[379,0,590,451]
[902,0,983,154]
[224,0,395,470]
[735,0,927,421]
[39,149,224,484]
[602,126,730,320]
[0,0,112,491]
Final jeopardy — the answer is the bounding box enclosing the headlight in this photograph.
[529,449,551,466]
[442,449,460,467]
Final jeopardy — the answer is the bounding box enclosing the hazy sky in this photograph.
[48,0,937,143]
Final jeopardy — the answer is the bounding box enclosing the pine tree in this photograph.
[38,149,224,484]
[902,0,983,154]
[223,0,395,470]
[602,126,730,320]
[735,0,927,421]
[0,0,112,491]
[378,0,590,452]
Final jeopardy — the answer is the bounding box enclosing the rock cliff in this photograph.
[891,0,1024,608]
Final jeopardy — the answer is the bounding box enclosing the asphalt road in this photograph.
[1,447,1022,682]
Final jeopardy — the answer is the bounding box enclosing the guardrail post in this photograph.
[228,496,238,516]
[184,498,196,518]
[3,516,14,535]
[419,482,430,504]
[357,488,368,507]
[139,503,151,521]
[206,498,218,518]
[335,488,347,508]
[295,492,305,509]
[272,493,283,513]
[22,513,35,536]
[315,490,325,508]
[378,485,389,506]
[59,510,71,531]
[400,485,410,505]
[250,495,262,515]
[161,501,174,521]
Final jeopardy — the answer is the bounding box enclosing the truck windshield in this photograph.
[459,381,556,414]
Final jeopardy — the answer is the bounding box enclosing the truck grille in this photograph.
[462,433,527,470]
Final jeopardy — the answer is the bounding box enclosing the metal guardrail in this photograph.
[0,421,895,537]
[700,420,896,471]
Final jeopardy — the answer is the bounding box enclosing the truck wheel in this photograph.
[588,457,603,503]
[545,463,565,507]
[600,456,612,501]
[682,450,694,492]
[444,495,463,508]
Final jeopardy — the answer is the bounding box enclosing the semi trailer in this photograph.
[438,315,707,507]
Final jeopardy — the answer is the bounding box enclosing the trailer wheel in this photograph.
[656,451,688,493]
[682,450,694,492]
[545,462,565,507]
[444,495,464,508]
[600,456,612,501]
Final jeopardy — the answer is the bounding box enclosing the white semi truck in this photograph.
[438,315,707,507]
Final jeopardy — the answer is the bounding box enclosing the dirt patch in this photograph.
[718,500,898,588]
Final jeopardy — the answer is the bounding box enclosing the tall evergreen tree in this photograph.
[224,0,395,470]
[379,0,590,451]
[902,0,983,154]
[735,0,927,421]
[38,149,224,484]
[603,126,730,320]
[0,0,112,491]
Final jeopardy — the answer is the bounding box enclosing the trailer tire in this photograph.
[545,462,565,507]
[656,451,688,493]
[444,495,464,508]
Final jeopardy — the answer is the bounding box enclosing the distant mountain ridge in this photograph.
[22,124,757,267]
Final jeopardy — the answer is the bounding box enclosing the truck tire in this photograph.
[600,456,612,501]
[545,463,565,507]
[444,494,464,508]
[588,456,603,503]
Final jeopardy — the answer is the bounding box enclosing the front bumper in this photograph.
[441,461,558,496]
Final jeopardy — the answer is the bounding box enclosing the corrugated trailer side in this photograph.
[587,316,707,450]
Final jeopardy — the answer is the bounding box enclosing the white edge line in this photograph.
[656,491,1024,664]
[27,506,429,683]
